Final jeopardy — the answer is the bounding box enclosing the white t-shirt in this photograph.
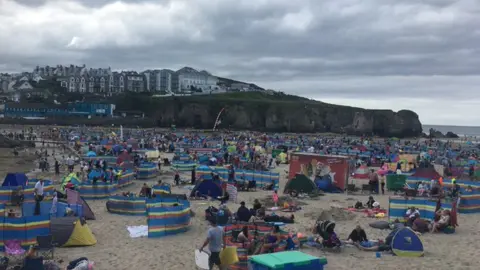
[67,158,74,166]
[35,181,44,196]
[406,209,420,218]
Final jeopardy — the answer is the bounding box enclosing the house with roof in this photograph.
[11,80,34,91]
[176,67,219,92]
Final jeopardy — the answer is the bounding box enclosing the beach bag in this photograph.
[443,226,455,234]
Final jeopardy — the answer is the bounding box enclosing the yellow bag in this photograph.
[220,246,238,266]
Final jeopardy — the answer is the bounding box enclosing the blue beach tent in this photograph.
[391,227,424,257]
[2,173,28,187]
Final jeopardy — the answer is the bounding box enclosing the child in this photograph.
[273,190,279,208]
[380,176,385,195]
[366,196,376,209]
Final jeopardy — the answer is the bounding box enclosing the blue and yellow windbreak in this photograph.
[147,200,191,238]
[78,183,117,199]
[196,166,280,189]
[388,198,452,222]
[136,162,159,179]
[0,215,51,250]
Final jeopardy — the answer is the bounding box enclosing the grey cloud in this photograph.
[1,0,480,124]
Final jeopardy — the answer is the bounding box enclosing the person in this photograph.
[406,206,420,219]
[174,171,180,186]
[191,169,196,185]
[405,206,420,227]
[260,225,281,253]
[140,183,151,198]
[237,226,249,244]
[431,209,451,233]
[451,180,461,199]
[236,201,251,222]
[347,225,368,243]
[199,219,224,270]
[7,209,16,218]
[34,179,45,216]
[368,169,379,194]
[50,191,58,216]
[355,228,398,252]
[417,182,426,196]
[380,176,385,194]
[66,155,75,172]
[272,190,279,207]
[253,199,262,212]
[412,214,429,233]
[54,159,60,175]
[366,196,376,209]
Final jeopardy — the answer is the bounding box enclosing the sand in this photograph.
[4,149,480,270]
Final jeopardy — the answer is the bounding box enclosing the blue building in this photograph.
[3,102,115,118]
[4,103,68,118]
[67,102,115,117]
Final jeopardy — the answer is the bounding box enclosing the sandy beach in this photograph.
[3,148,480,270]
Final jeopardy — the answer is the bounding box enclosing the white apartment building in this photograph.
[177,67,219,92]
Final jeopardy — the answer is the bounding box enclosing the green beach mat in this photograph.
[249,251,327,269]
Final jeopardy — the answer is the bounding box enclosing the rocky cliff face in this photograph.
[147,96,422,137]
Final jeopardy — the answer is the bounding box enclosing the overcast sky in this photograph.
[1,0,479,126]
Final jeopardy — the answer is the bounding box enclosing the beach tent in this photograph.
[315,176,342,193]
[86,151,96,157]
[50,217,97,247]
[410,168,441,179]
[390,227,424,257]
[190,179,223,198]
[61,173,81,189]
[66,189,96,220]
[353,165,369,179]
[2,173,28,187]
[283,174,317,195]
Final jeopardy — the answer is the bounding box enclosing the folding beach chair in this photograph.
[35,235,55,260]
[4,240,26,266]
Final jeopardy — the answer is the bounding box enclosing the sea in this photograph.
[423,125,480,137]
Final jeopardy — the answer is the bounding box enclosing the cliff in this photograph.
[114,92,423,137]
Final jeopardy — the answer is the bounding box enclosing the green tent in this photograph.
[284,174,317,195]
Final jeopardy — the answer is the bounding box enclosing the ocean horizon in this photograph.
[423,125,480,137]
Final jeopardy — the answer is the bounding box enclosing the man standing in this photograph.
[67,155,75,172]
[368,169,379,194]
[54,159,60,176]
[34,179,44,215]
[200,220,224,270]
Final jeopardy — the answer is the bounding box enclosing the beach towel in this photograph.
[127,225,148,238]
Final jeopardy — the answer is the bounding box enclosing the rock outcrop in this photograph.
[0,135,35,148]
[137,93,423,137]
[427,129,460,138]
